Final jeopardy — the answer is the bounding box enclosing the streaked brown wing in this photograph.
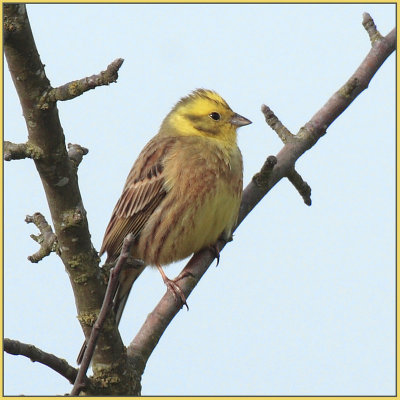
[100,136,174,259]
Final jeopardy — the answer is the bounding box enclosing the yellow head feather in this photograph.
[159,89,251,148]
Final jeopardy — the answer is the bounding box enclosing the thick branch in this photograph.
[40,58,124,107]
[4,3,126,372]
[25,212,58,262]
[127,16,396,375]
[4,338,90,387]
[127,244,223,375]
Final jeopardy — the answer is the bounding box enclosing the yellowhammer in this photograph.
[78,89,251,363]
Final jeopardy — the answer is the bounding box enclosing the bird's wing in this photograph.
[100,136,174,259]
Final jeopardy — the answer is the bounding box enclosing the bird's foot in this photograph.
[157,265,189,310]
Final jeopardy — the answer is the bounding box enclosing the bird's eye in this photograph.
[209,112,221,121]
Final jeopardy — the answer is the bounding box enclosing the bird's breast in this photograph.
[136,138,243,266]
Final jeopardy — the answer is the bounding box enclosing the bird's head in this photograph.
[160,89,252,146]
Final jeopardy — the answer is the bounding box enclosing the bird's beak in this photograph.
[231,113,252,127]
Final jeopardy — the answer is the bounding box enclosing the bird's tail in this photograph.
[76,262,146,365]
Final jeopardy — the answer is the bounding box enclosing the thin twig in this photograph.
[4,338,90,387]
[259,105,312,204]
[252,155,277,188]
[261,104,294,143]
[39,58,124,108]
[71,233,136,396]
[362,12,383,43]
[25,213,58,262]
[287,168,312,206]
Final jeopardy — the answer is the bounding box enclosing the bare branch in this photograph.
[4,3,126,372]
[261,104,294,143]
[4,141,43,161]
[4,338,91,388]
[67,143,89,168]
[39,58,124,107]
[126,16,396,376]
[127,244,222,375]
[362,12,383,44]
[287,168,312,206]
[252,155,277,188]
[71,233,137,396]
[303,28,395,145]
[25,212,58,262]
[260,105,312,204]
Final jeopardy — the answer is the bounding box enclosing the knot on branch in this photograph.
[61,208,85,230]
[68,143,89,167]
[39,58,124,107]
[25,213,58,262]
[4,141,43,161]
[261,104,294,143]
[362,13,383,44]
[252,155,277,187]
[77,310,100,328]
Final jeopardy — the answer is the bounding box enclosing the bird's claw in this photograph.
[209,244,221,266]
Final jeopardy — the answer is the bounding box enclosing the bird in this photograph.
[77,89,251,364]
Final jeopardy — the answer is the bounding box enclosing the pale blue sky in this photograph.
[4,3,396,396]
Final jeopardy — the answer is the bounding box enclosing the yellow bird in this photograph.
[78,89,251,363]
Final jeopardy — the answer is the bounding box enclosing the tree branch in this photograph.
[126,15,396,376]
[261,105,312,204]
[362,12,383,44]
[25,212,58,262]
[39,58,124,107]
[72,233,138,396]
[261,104,294,144]
[4,141,44,161]
[4,3,127,377]
[287,168,312,206]
[4,338,91,388]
